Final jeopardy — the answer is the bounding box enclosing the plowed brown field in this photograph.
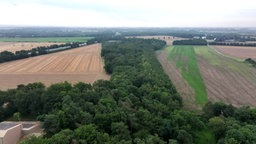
[213,45,256,59]
[0,43,109,90]
[0,42,64,52]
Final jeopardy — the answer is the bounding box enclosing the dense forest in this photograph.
[0,38,256,143]
[173,39,207,45]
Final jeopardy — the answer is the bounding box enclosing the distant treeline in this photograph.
[209,42,256,47]
[0,42,85,63]
[173,39,207,45]
[87,34,125,44]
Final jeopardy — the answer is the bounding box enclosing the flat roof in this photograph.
[22,123,35,129]
[0,123,19,130]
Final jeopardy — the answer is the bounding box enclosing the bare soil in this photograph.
[213,45,256,59]
[197,56,256,107]
[0,43,109,90]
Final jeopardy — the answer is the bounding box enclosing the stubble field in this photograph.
[0,42,63,52]
[127,35,186,45]
[0,43,109,90]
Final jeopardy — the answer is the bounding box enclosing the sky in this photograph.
[0,0,256,27]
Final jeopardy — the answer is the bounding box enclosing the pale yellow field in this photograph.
[0,43,109,90]
[126,35,186,45]
[0,42,63,52]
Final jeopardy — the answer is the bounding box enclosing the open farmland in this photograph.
[157,46,207,108]
[213,45,256,59]
[158,45,256,107]
[0,42,63,52]
[127,35,186,45]
[0,43,109,90]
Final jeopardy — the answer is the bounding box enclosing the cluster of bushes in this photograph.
[0,42,85,63]
[245,58,256,67]
[173,39,207,45]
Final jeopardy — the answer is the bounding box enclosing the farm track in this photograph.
[0,43,109,90]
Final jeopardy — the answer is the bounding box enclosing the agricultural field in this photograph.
[0,43,109,90]
[0,37,92,43]
[0,42,63,52]
[157,45,256,108]
[127,35,186,45]
[213,45,256,59]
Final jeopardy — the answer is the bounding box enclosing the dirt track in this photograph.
[0,43,109,90]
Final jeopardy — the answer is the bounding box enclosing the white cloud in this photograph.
[0,0,256,27]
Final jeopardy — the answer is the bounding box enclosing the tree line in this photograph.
[173,39,207,45]
[209,42,256,47]
[0,42,85,63]
[0,38,256,143]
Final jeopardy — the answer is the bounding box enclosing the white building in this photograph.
[0,122,41,144]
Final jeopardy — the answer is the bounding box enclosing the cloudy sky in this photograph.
[0,0,256,27]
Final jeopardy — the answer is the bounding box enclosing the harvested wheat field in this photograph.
[126,36,186,45]
[0,42,63,52]
[213,45,256,59]
[0,43,109,90]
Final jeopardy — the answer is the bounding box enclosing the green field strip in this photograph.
[168,46,208,105]
[0,37,93,43]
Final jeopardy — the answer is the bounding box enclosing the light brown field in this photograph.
[126,35,186,45]
[197,56,256,107]
[0,43,109,90]
[0,42,64,52]
[213,45,256,59]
